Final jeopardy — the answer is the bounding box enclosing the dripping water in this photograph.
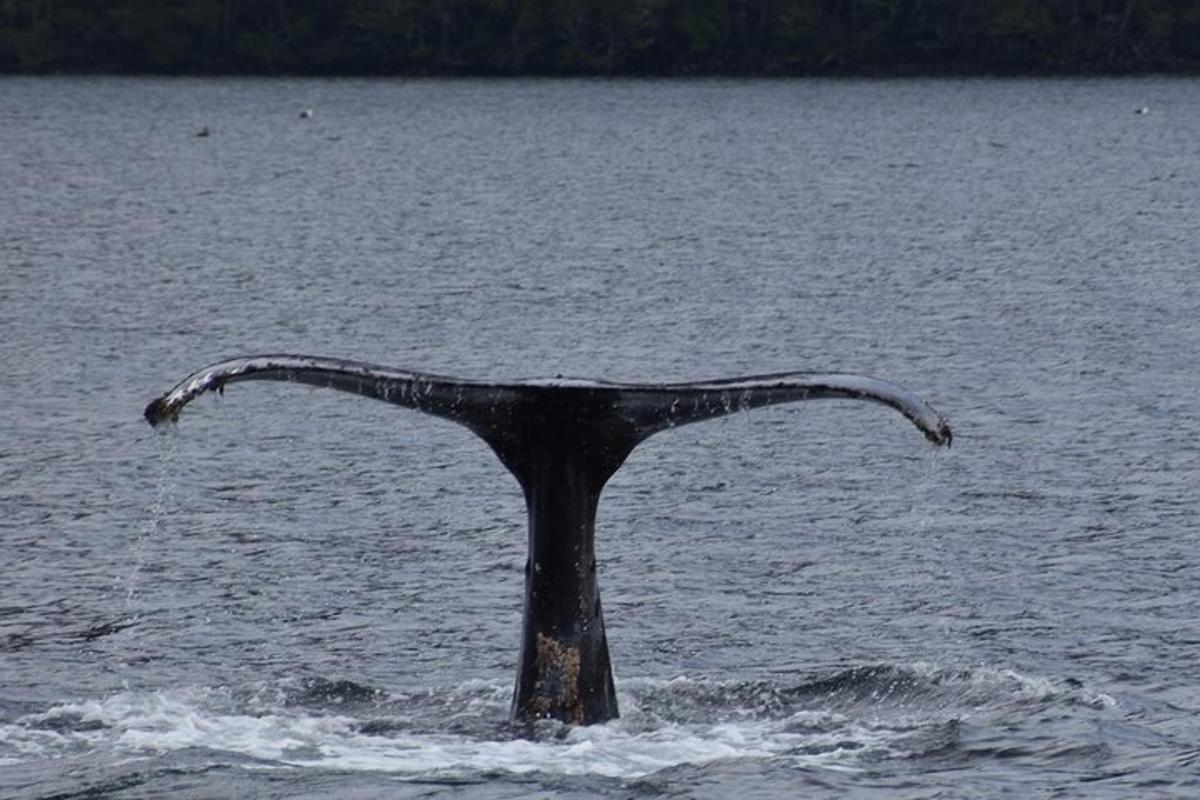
[906,440,950,533]
[125,430,178,610]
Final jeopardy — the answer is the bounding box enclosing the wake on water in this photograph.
[2,665,1117,784]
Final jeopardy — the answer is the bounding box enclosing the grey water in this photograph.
[2,76,1198,798]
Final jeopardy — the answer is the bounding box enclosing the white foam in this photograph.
[4,686,895,779]
[6,668,1112,779]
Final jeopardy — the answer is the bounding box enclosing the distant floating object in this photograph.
[1135,107,1149,115]
[195,127,210,137]
[299,109,313,120]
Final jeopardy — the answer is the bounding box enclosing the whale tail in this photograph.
[145,355,951,724]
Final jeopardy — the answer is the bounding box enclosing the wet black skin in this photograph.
[145,355,951,725]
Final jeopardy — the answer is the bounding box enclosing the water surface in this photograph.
[1,76,1198,798]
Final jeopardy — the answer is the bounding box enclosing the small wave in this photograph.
[79,617,140,642]
[0,703,114,764]
[625,664,1115,723]
[807,663,1118,711]
[279,677,388,708]
[23,708,110,734]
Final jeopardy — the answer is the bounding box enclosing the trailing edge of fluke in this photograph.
[145,354,951,725]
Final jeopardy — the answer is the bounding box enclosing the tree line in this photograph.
[2,0,1198,75]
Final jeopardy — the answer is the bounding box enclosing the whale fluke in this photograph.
[143,355,951,445]
[615,373,951,446]
[145,354,951,725]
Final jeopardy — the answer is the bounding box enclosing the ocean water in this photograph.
[1,76,1198,798]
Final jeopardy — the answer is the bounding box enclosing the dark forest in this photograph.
[2,0,1198,75]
